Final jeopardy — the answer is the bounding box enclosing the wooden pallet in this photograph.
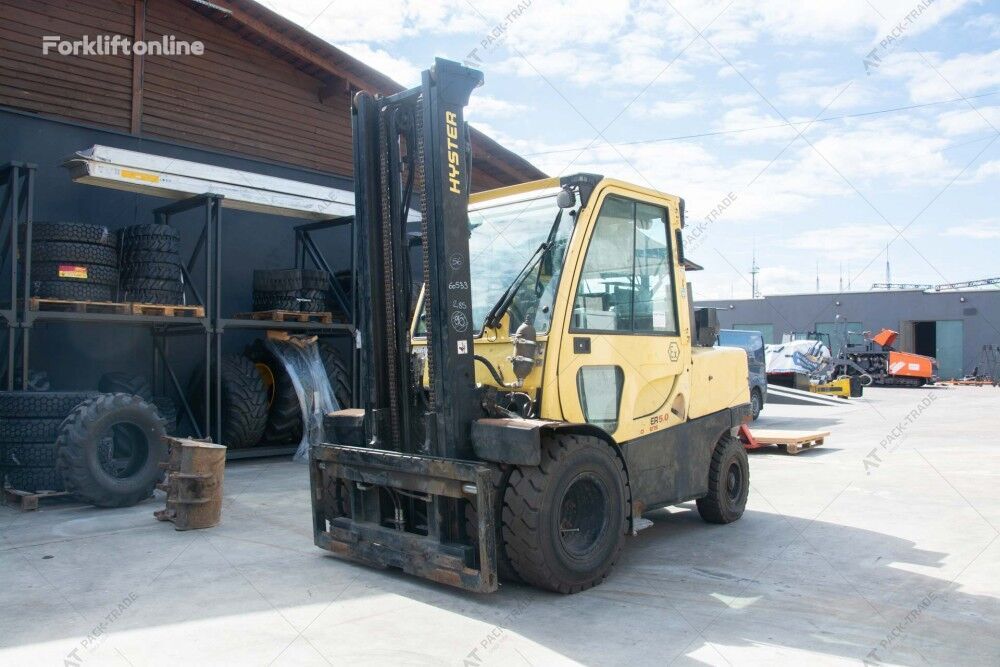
[130,302,204,318]
[741,426,829,455]
[940,379,996,387]
[29,297,130,314]
[2,486,69,511]
[234,310,333,324]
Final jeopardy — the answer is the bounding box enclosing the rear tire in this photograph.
[502,433,628,593]
[750,389,762,421]
[696,434,749,524]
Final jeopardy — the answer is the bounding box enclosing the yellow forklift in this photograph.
[311,59,752,594]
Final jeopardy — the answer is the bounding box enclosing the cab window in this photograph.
[571,196,677,334]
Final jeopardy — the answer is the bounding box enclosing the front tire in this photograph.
[697,434,749,524]
[502,433,628,594]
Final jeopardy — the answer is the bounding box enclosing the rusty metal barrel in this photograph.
[155,437,226,530]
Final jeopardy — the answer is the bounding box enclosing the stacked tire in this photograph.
[119,224,184,305]
[20,222,118,301]
[0,391,96,492]
[252,269,330,313]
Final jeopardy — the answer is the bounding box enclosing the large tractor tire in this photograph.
[189,354,269,449]
[55,394,167,507]
[318,341,351,410]
[696,434,749,524]
[502,433,628,594]
[246,340,302,444]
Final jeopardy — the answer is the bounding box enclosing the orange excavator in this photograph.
[840,329,936,387]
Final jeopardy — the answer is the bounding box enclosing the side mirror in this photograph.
[556,187,576,209]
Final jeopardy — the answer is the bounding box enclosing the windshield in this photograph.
[468,193,575,334]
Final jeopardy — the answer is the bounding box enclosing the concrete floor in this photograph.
[1,386,998,666]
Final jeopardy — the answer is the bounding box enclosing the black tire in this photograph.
[0,418,64,443]
[120,223,180,240]
[55,394,167,507]
[750,389,762,421]
[2,441,59,467]
[696,434,749,524]
[318,341,351,409]
[121,278,183,293]
[4,465,63,492]
[120,262,181,281]
[97,372,153,401]
[245,340,301,444]
[21,222,115,247]
[120,250,180,265]
[30,280,115,301]
[253,269,328,292]
[189,354,269,449]
[251,297,309,312]
[121,236,179,254]
[0,391,97,418]
[24,241,119,266]
[30,262,118,285]
[123,289,183,305]
[502,433,628,594]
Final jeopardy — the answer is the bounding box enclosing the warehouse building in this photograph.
[0,0,543,394]
[695,289,1000,379]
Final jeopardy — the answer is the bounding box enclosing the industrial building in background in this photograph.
[695,289,1000,380]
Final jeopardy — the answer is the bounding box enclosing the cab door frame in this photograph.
[550,181,690,444]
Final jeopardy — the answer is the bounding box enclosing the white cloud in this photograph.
[630,99,703,119]
[466,95,530,120]
[943,218,1000,239]
[935,105,1000,135]
[334,43,420,86]
[884,49,1000,103]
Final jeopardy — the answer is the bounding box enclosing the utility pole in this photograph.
[750,240,760,299]
[816,259,820,293]
[839,261,843,293]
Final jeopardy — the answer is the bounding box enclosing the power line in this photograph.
[523,90,1000,157]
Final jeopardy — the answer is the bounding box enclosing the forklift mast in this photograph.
[353,58,482,457]
[313,59,499,592]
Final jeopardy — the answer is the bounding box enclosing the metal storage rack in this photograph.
[0,158,357,458]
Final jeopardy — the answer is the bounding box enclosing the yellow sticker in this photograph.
[58,265,88,279]
[120,169,160,184]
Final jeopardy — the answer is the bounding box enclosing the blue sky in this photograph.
[263,0,999,299]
